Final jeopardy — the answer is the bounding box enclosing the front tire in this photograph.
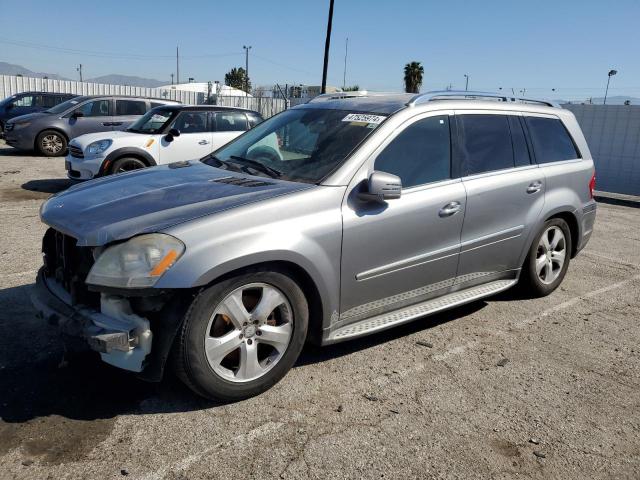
[110,157,147,174]
[36,130,67,157]
[173,269,309,402]
[520,218,572,297]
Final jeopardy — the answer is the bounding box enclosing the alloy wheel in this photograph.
[535,226,566,285]
[41,134,63,154]
[204,283,293,382]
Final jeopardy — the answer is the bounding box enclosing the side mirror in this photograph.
[358,171,402,202]
[165,128,180,142]
[71,110,84,118]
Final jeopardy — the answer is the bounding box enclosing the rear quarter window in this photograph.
[525,117,580,163]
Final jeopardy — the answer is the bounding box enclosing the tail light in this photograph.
[589,172,596,199]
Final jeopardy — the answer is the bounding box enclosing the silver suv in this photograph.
[32,91,597,401]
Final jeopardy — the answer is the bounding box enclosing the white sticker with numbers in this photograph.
[342,113,386,125]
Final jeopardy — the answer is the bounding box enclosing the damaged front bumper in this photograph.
[31,268,153,373]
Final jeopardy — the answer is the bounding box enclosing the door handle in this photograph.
[198,140,210,145]
[527,181,543,194]
[438,201,461,217]
[102,122,112,126]
[110,122,123,126]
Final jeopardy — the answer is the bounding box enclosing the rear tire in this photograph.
[519,218,572,297]
[173,269,309,402]
[36,130,67,157]
[110,157,147,174]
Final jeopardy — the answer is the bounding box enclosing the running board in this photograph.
[326,279,517,343]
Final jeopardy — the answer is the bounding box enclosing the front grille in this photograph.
[69,145,84,158]
[4,123,14,132]
[42,228,99,308]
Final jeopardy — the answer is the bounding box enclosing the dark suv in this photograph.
[0,91,76,135]
[4,95,179,156]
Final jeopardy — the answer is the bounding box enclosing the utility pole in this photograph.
[321,0,335,94]
[464,74,469,91]
[170,73,174,85]
[176,46,180,85]
[77,64,83,82]
[342,37,348,89]
[243,45,252,94]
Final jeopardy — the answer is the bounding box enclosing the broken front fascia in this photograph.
[45,276,153,372]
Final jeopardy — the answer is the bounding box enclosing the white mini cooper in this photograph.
[65,105,263,179]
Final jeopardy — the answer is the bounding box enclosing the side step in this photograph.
[326,279,517,343]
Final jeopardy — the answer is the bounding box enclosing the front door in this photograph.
[159,110,212,164]
[340,113,466,325]
[454,112,544,281]
[67,99,114,137]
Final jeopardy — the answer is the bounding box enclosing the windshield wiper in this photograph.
[229,156,282,178]
[204,155,244,173]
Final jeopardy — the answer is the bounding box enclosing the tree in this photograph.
[403,62,424,93]
[224,67,251,93]
[343,85,360,91]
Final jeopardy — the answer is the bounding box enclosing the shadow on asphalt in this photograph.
[0,147,34,157]
[21,179,75,194]
[0,282,488,424]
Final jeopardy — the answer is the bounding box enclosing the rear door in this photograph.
[212,111,249,149]
[113,99,148,130]
[455,111,544,283]
[66,99,114,137]
[158,110,212,164]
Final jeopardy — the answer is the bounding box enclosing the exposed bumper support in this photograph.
[31,268,152,372]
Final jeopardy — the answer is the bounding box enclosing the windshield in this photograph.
[45,98,83,114]
[127,108,176,134]
[203,108,386,183]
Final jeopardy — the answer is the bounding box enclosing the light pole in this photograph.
[321,0,335,94]
[464,74,469,91]
[604,69,617,105]
[243,45,252,95]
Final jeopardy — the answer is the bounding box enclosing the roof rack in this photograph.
[406,90,560,108]
[307,91,406,103]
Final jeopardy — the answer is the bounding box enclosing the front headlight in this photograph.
[87,139,112,155]
[86,234,185,288]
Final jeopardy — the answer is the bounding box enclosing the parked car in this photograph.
[65,105,263,179]
[4,95,180,156]
[32,91,596,401]
[0,91,77,135]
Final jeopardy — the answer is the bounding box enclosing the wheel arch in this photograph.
[545,210,580,258]
[100,147,157,175]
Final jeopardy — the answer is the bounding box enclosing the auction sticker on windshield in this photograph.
[342,113,386,127]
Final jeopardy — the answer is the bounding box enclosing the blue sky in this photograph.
[1,0,639,100]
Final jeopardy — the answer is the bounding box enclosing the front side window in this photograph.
[172,111,208,133]
[458,114,514,175]
[127,108,176,134]
[374,115,451,188]
[115,100,147,116]
[11,95,35,107]
[205,108,383,183]
[76,100,111,117]
[215,112,249,132]
[525,117,579,163]
[45,98,82,114]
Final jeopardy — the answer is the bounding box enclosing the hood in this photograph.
[40,162,313,246]
[6,111,51,124]
[71,130,143,146]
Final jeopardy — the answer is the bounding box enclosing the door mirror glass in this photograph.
[165,128,181,142]
[358,171,402,202]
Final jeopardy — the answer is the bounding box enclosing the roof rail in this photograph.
[406,90,561,108]
[307,90,406,103]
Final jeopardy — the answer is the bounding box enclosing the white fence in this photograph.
[0,75,204,105]
[213,95,289,119]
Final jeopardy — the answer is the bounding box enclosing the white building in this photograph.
[160,82,252,98]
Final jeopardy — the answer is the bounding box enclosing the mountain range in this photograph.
[0,62,166,88]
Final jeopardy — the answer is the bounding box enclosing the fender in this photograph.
[98,147,157,176]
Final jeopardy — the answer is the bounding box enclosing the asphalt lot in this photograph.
[0,140,638,480]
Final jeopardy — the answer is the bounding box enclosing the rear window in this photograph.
[458,114,514,175]
[115,100,147,116]
[215,111,249,132]
[525,117,580,163]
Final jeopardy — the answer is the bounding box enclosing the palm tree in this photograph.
[403,62,424,93]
